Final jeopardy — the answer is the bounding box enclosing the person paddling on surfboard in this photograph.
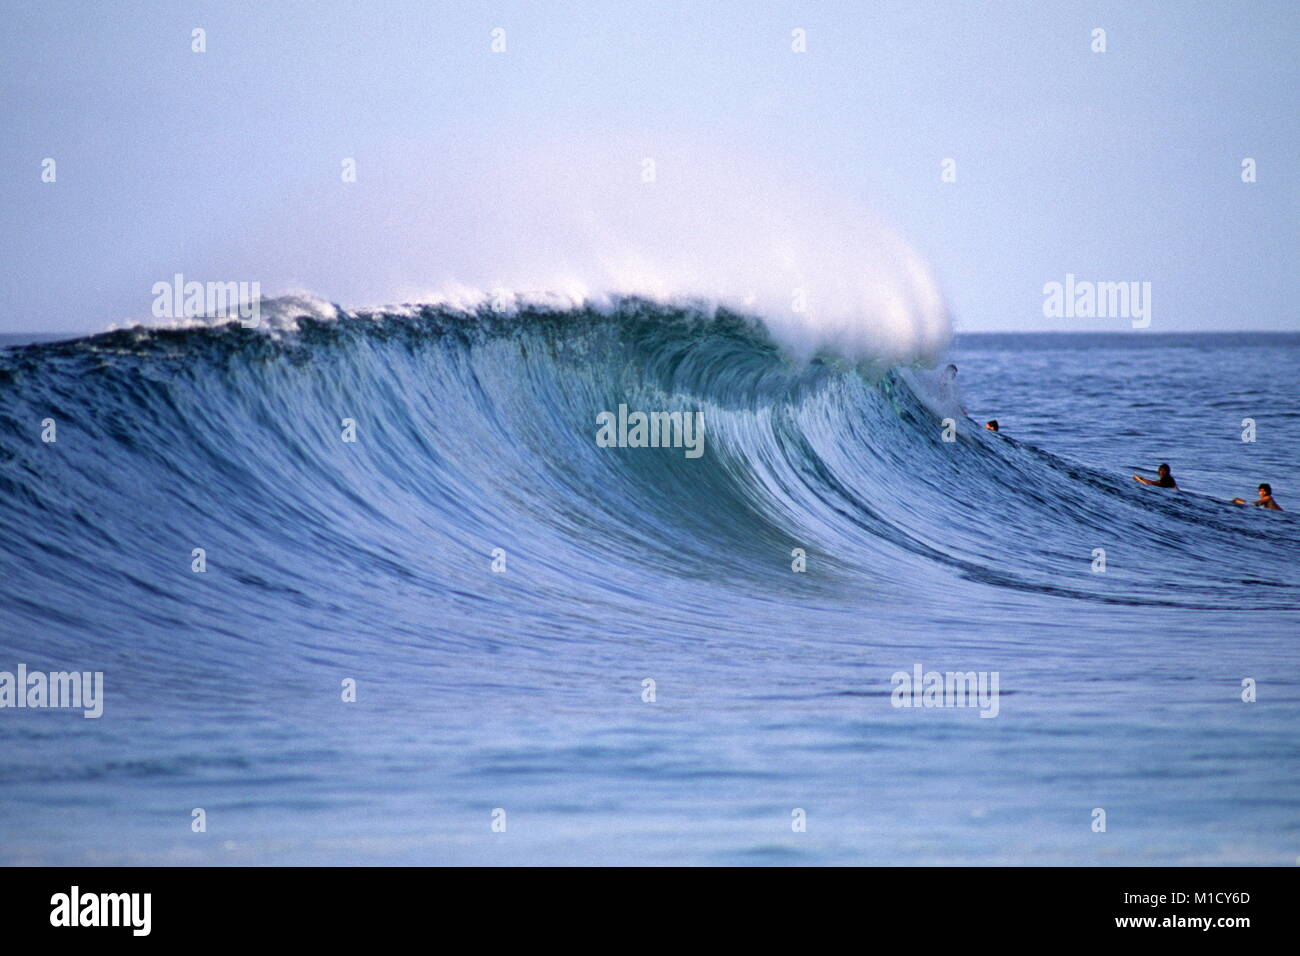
[1133,463,1178,489]
[1233,483,1283,510]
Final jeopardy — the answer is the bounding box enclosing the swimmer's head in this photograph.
[1158,463,1171,477]
[985,420,999,432]
[1259,483,1272,497]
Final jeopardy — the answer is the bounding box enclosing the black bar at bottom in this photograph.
[1,866,1286,941]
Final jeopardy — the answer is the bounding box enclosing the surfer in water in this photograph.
[1133,463,1178,489]
[984,420,999,432]
[1233,483,1283,510]
[940,364,969,416]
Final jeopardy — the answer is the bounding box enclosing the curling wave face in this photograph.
[1,298,1297,668]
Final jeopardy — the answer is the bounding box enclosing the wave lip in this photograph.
[377,142,953,366]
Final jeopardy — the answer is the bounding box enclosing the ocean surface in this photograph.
[0,308,1297,865]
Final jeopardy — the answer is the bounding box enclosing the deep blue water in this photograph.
[1,309,1297,865]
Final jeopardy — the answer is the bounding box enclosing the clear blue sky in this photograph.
[2,0,1296,334]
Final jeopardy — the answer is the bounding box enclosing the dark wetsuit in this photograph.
[1155,474,1177,488]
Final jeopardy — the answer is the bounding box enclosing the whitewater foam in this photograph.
[388,142,952,366]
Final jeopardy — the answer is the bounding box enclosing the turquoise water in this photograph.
[1,311,1296,864]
